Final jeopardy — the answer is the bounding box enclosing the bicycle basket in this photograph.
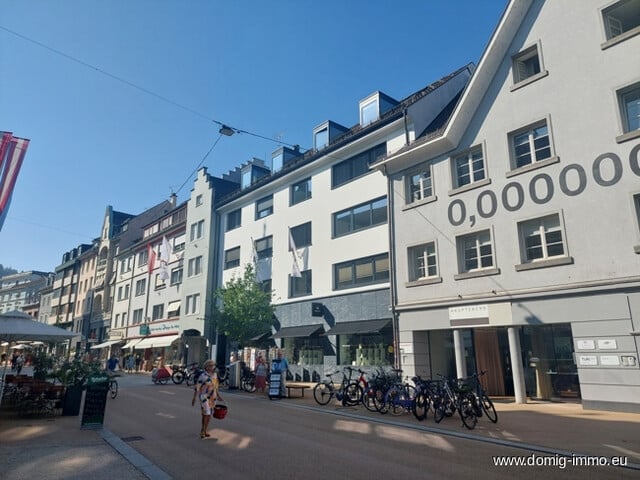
[212,402,228,420]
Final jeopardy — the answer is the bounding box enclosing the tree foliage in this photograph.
[214,264,275,347]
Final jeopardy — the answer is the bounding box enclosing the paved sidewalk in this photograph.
[1,385,639,479]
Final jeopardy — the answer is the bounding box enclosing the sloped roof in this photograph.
[374,0,534,174]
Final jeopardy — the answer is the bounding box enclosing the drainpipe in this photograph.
[383,164,400,371]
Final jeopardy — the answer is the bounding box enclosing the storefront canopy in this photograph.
[271,324,324,339]
[132,334,180,350]
[324,319,391,336]
[90,339,122,350]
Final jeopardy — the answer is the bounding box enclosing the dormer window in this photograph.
[359,91,399,127]
[360,99,379,125]
[314,127,329,150]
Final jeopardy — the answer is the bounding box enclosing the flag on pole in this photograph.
[147,243,156,275]
[289,229,302,278]
[0,132,29,233]
[159,236,171,280]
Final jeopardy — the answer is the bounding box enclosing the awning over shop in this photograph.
[324,319,391,335]
[250,331,272,342]
[133,334,180,350]
[122,339,141,349]
[271,324,324,339]
[90,339,122,350]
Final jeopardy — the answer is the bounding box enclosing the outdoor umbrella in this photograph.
[0,310,76,407]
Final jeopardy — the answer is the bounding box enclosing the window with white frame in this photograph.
[453,145,486,188]
[602,0,640,42]
[618,82,640,135]
[138,249,148,267]
[185,294,200,315]
[224,247,240,269]
[170,267,183,285]
[512,43,544,85]
[518,214,566,263]
[132,308,143,325]
[187,256,203,277]
[196,194,203,206]
[135,278,146,296]
[510,120,553,170]
[190,220,204,241]
[408,242,438,281]
[152,304,164,321]
[407,166,434,203]
[457,230,494,273]
[255,195,273,219]
[122,312,127,327]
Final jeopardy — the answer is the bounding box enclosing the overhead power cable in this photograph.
[0,24,306,152]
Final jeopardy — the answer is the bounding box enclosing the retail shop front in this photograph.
[271,324,325,382]
[324,319,394,368]
[123,334,180,371]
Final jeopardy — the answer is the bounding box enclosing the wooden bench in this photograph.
[286,384,311,398]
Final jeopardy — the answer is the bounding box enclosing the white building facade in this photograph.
[375,0,640,412]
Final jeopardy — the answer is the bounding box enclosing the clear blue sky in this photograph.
[0,0,507,273]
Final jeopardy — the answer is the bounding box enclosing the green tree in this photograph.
[214,264,275,347]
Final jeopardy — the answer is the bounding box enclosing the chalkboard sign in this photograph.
[81,374,110,429]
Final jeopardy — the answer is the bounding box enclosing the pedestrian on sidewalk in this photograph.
[134,354,141,372]
[255,353,268,393]
[15,353,25,375]
[192,359,219,439]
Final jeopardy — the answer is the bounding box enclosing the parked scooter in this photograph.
[151,365,172,384]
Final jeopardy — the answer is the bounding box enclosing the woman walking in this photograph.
[192,359,219,438]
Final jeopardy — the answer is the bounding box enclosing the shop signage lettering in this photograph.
[448,144,640,227]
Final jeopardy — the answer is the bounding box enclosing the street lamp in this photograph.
[219,125,235,136]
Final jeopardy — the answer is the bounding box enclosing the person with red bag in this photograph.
[192,359,219,439]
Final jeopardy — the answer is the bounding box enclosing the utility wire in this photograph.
[0,24,307,152]
[175,134,223,196]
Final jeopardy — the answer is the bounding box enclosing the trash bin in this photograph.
[228,362,241,389]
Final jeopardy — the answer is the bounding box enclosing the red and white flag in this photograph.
[147,243,157,275]
[0,132,30,232]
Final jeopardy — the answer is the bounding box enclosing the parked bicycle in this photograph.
[466,370,498,423]
[434,374,478,430]
[313,367,362,407]
[171,363,201,385]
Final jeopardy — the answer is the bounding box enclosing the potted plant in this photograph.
[54,358,102,416]
[31,352,55,381]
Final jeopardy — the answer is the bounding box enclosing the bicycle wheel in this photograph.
[172,370,185,384]
[373,387,389,414]
[313,383,333,405]
[413,391,430,421]
[361,386,378,412]
[243,376,256,393]
[480,393,498,423]
[343,383,363,406]
[109,380,118,399]
[159,376,169,385]
[385,385,407,416]
[458,393,478,430]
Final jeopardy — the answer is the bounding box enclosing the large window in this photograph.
[333,197,387,237]
[290,222,311,248]
[457,230,494,274]
[332,143,386,188]
[289,270,312,298]
[132,309,143,325]
[453,145,486,189]
[185,294,200,315]
[187,256,203,277]
[255,236,273,259]
[407,166,433,203]
[135,279,146,296]
[224,247,240,270]
[152,304,164,321]
[226,209,241,231]
[518,214,567,264]
[334,253,389,290]
[190,220,204,241]
[255,195,274,219]
[509,120,553,170]
[290,178,312,205]
[408,242,438,281]
[618,82,640,137]
[338,329,394,366]
[170,267,183,285]
[602,0,640,43]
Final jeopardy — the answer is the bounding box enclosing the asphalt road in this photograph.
[103,376,638,480]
